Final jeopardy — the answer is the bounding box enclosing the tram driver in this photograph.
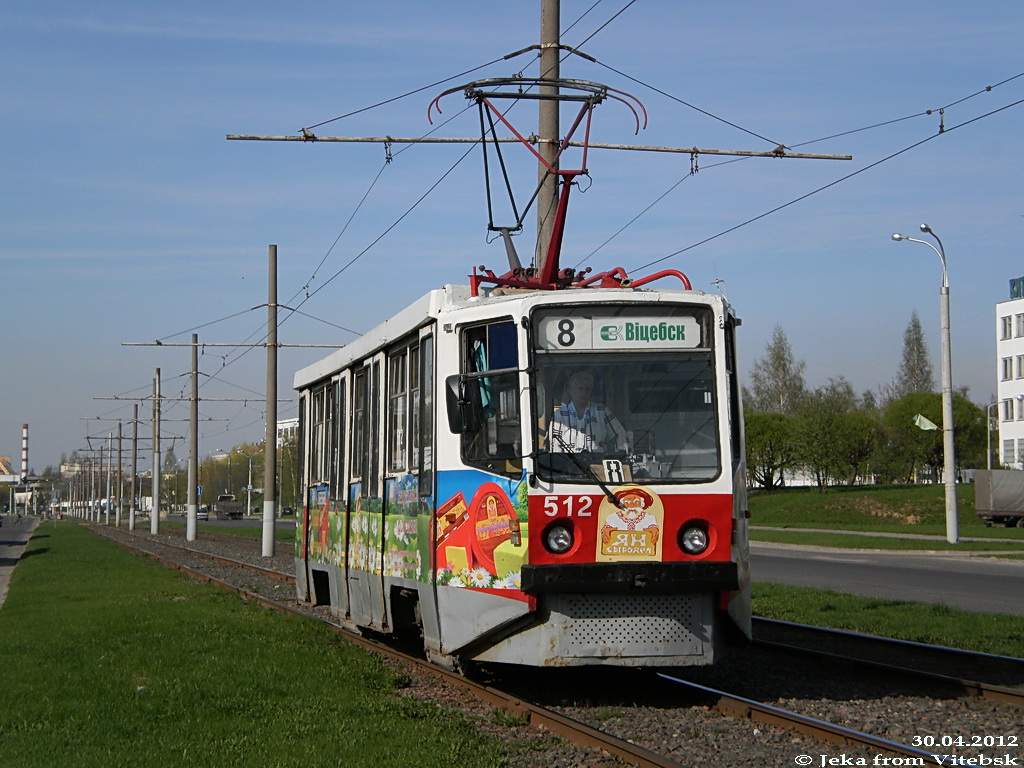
[549,371,629,454]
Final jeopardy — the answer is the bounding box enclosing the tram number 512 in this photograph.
[543,496,594,517]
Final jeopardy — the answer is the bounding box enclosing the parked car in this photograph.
[196,508,209,521]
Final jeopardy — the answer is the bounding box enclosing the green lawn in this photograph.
[747,483,1024,656]
[749,482,1024,542]
[0,523,505,768]
[753,582,1024,658]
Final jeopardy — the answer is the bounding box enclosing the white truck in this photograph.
[974,470,1024,528]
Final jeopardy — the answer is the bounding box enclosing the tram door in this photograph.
[347,356,386,628]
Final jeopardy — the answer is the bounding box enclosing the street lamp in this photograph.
[236,449,258,515]
[892,223,958,544]
[216,449,233,494]
[987,401,999,471]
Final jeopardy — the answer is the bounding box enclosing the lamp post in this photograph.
[236,449,257,515]
[987,401,999,471]
[216,449,233,494]
[892,224,958,544]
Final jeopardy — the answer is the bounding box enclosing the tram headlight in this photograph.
[679,524,709,555]
[544,523,575,554]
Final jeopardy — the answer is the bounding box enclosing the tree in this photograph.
[885,312,934,404]
[832,410,882,485]
[881,392,942,482]
[744,325,807,415]
[878,392,985,483]
[745,411,799,489]
[795,377,860,491]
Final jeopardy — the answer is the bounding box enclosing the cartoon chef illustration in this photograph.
[599,487,662,558]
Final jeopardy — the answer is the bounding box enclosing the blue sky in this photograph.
[3,1,1024,471]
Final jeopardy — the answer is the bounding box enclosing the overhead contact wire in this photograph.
[631,95,1024,273]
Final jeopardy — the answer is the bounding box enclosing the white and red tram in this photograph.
[293,279,750,669]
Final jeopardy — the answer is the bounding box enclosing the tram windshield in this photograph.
[532,305,721,484]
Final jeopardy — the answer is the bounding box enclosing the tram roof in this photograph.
[293,284,470,390]
[293,282,727,390]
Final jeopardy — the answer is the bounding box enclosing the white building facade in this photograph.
[996,276,1024,467]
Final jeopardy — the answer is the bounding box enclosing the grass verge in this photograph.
[753,582,1024,658]
[749,483,1024,543]
[751,528,1024,552]
[0,523,505,768]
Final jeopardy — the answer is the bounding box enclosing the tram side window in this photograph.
[368,360,381,496]
[724,321,742,468]
[387,351,408,473]
[352,369,366,480]
[387,342,422,475]
[331,378,346,496]
[297,396,306,490]
[310,384,331,484]
[419,334,434,495]
[459,320,522,476]
[324,383,335,488]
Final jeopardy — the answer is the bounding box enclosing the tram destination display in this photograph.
[536,314,702,350]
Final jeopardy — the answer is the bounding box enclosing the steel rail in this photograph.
[110,528,294,581]
[755,616,1024,668]
[658,673,944,766]
[99,529,1019,763]
[753,617,1024,708]
[754,638,1024,709]
[97,528,686,768]
[111,531,1024,710]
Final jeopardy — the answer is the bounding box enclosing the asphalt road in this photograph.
[3,516,1022,617]
[0,516,39,608]
[751,541,1024,616]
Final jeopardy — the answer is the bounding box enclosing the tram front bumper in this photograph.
[521,561,738,595]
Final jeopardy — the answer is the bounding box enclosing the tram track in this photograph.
[92,524,1024,768]
[655,674,944,766]
[753,616,1024,694]
[751,618,1024,714]
[90,525,674,768]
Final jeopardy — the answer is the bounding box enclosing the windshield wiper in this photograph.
[550,434,623,508]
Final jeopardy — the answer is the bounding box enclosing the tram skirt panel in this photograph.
[469,592,715,667]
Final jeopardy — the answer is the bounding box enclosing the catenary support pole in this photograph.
[263,245,278,558]
[187,333,199,541]
[116,422,123,527]
[536,0,559,274]
[105,434,113,524]
[151,369,161,534]
[129,403,138,531]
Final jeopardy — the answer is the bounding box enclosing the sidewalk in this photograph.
[0,516,40,609]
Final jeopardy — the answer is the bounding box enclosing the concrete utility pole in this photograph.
[151,369,161,535]
[263,245,278,558]
[536,0,560,275]
[186,333,199,541]
[116,422,123,527]
[130,403,138,531]
[892,226,958,544]
[105,434,113,525]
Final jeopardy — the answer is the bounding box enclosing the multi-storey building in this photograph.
[996,276,1024,467]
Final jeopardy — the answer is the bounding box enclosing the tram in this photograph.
[293,280,750,668]
[291,76,750,669]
